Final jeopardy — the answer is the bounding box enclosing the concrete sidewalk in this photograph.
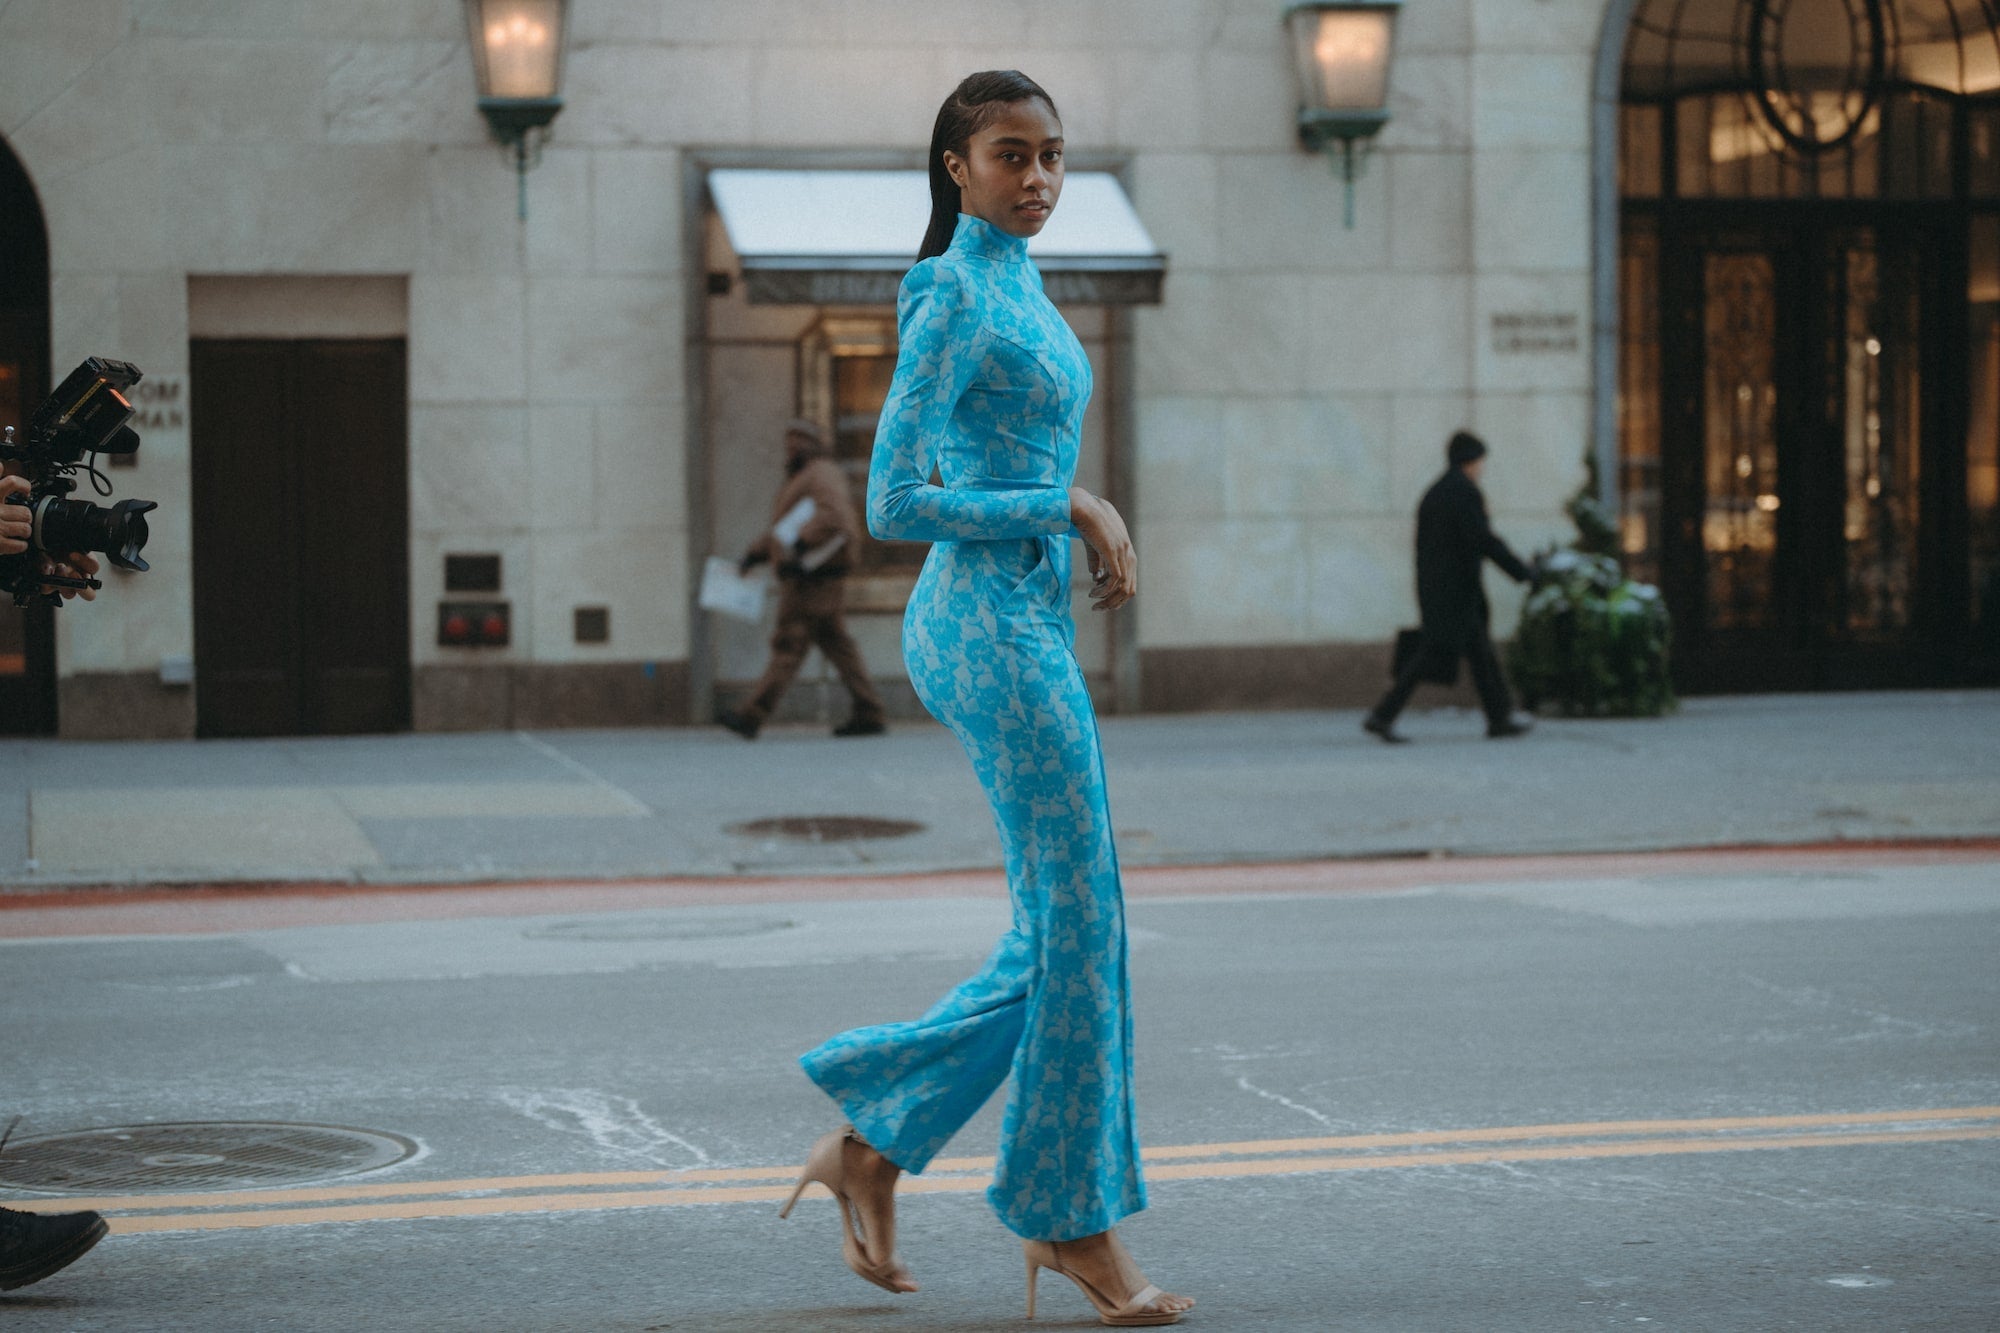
[3,691,1995,889]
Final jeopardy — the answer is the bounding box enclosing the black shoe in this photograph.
[1362,714,1409,744]
[1487,712,1534,739]
[717,709,761,741]
[0,1205,108,1290]
[832,717,886,738]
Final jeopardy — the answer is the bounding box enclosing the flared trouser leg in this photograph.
[801,551,1145,1241]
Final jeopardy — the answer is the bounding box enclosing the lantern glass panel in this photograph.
[1290,7,1395,113]
[467,0,566,100]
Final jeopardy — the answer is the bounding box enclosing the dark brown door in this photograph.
[191,339,409,736]
[0,133,53,736]
[1657,213,1960,691]
[0,339,54,735]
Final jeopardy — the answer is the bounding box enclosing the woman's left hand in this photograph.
[1070,488,1136,612]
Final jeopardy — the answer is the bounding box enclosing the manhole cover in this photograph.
[728,815,925,842]
[0,1122,418,1194]
[524,915,796,942]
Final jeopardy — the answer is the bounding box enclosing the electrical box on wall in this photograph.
[444,553,502,592]
[438,601,509,648]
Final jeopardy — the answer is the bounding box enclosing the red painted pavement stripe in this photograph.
[0,841,1993,939]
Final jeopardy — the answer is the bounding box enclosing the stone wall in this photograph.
[0,0,1611,734]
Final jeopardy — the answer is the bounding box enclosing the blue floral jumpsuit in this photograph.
[800,212,1147,1242]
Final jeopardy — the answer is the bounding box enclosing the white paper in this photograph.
[798,533,847,572]
[698,555,768,622]
[772,496,816,548]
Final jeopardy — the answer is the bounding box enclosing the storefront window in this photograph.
[1701,250,1781,631]
[1654,92,1967,201]
[1620,105,1662,199]
[1628,0,1990,203]
[799,314,922,572]
[1838,232,1922,641]
[1971,106,2000,200]
[1618,217,1661,586]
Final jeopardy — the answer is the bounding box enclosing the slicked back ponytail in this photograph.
[917,70,1060,262]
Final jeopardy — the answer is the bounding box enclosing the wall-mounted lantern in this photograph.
[464,0,569,221]
[1285,1,1399,229]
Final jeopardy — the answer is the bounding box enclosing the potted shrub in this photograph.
[1508,492,1675,718]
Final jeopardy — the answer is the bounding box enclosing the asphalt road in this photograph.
[2,850,1996,1330]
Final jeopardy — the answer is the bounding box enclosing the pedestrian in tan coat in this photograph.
[720,419,887,739]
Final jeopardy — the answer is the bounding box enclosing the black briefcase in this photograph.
[1392,628,1459,686]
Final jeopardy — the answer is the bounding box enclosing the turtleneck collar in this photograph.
[948,212,1031,264]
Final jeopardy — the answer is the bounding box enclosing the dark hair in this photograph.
[917,70,1060,262]
[1447,431,1489,467]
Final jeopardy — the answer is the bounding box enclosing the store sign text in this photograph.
[133,375,185,433]
[1490,312,1580,355]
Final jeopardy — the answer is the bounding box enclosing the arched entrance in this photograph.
[0,135,54,734]
[1611,0,2000,691]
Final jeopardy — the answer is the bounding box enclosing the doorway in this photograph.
[1613,0,2000,691]
[190,338,410,736]
[1648,213,1959,690]
[0,137,52,735]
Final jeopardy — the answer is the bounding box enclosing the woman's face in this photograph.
[942,98,1064,239]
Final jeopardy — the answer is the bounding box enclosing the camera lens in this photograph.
[36,496,156,571]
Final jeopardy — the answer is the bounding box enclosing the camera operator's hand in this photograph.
[0,472,31,556]
[39,551,99,602]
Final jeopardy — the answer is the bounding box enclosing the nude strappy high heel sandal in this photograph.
[778,1126,916,1294]
[1023,1238,1184,1326]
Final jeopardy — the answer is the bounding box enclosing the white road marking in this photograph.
[512,733,652,816]
[494,1088,709,1167]
[1234,1074,1341,1129]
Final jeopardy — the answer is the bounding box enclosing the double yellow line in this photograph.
[12,1106,1997,1236]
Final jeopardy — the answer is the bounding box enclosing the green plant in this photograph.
[1508,503,1676,718]
[1566,490,1621,557]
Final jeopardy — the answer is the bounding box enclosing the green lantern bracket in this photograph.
[1285,1,1399,231]
[1299,108,1389,230]
[479,96,562,222]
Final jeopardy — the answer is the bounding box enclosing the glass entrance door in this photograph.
[1657,217,1945,690]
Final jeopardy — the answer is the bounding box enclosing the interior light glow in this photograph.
[471,0,563,99]
[1308,10,1394,110]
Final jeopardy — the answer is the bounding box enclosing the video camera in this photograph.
[0,357,158,607]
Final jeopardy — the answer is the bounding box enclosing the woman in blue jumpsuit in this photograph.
[786,72,1191,1326]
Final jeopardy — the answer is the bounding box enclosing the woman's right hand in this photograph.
[1069,486,1136,612]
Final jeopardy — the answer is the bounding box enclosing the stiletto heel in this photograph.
[778,1126,916,1294]
[1020,1238,1185,1327]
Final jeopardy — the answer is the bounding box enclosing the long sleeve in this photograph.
[1472,493,1531,583]
[867,261,1074,544]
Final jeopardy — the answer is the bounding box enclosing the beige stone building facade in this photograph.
[2,0,1992,738]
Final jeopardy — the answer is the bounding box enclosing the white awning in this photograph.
[708,168,1166,305]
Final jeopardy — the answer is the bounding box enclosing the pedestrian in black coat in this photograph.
[1366,431,1535,742]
